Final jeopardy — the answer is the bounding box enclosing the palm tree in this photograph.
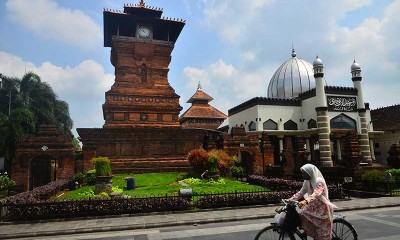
[0,72,74,172]
[18,72,73,135]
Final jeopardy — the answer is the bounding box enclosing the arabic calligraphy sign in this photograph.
[327,96,357,112]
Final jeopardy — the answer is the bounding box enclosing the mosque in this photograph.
[75,0,383,179]
[223,49,382,171]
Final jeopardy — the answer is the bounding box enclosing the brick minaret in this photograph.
[102,1,185,128]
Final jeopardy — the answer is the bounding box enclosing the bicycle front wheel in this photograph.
[254,225,295,240]
[332,218,358,240]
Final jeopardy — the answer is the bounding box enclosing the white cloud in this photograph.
[182,59,275,114]
[0,51,113,135]
[5,0,101,49]
[194,0,400,110]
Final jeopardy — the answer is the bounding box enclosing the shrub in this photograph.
[209,149,235,176]
[188,149,210,176]
[0,172,15,190]
[248,175,346,199]
[387,169,400,183]
[193,191,295,209]
[4,196,191,221]
[6,180,69,204]
[73,173,84,184]
[92,156,112,176]
[361,170,386,182]
[86,169,96,185]
[230,166,245,177]
[208,152,219,171]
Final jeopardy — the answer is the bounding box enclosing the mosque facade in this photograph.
[225,49,382,170]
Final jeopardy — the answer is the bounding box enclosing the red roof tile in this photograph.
[180,104,227,120]
[371,104,400,131]
[187,89,213,103]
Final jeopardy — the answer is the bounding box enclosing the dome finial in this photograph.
[197,81,202,90]
[291,48,296,57]
[313,55,323,67]
[351,59,361,72]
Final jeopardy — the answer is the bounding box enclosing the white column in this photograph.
[306,138,311,160]
[336,138,342,161]
[370,139,376,161]
[279,138,284,161]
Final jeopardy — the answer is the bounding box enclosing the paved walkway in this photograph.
[0,196,399,239]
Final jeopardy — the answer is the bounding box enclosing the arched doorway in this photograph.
[30,155,57,190]
[237,151,253,175]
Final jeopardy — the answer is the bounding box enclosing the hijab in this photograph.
[300,163,338,209]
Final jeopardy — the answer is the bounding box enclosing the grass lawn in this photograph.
[58,172,267,200]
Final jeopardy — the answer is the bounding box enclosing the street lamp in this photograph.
[0,74,11,116]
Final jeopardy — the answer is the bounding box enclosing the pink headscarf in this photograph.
[300,164,337,209]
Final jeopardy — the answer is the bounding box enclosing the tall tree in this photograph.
[0,72,74,171]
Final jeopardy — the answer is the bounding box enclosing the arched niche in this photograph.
[284,120,298,130]
[263,119,278,130]
[330,114,356,130]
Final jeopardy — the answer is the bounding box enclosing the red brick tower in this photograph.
[102,1,185,128]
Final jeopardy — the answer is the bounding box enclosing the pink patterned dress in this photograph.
[289,182,334,240]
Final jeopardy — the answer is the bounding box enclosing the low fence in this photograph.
[0,188,298,221]
[2,176,396,222]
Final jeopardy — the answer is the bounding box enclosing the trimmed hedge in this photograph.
[193,191,295,209]
[4,196,191,221]
[6,180,69,204]
[248,175,345,200]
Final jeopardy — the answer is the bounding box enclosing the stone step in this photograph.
[112,166,192,174]
[109,157,192,174]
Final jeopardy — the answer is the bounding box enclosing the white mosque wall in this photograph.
[257,105,303,130]
[373,131,400,165]
[228,105,259,130]
[300,97,318,128]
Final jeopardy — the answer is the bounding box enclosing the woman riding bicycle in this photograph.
[286,164,337,240]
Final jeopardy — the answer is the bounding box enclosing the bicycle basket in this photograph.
[283,203,301,231]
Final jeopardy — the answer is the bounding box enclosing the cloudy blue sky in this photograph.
[0,0,399,137]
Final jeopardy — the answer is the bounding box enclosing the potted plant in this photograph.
[208,153,220,180]
[73,173,84,188]
[92,156,113,194]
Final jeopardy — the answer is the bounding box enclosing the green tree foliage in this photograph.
[0,72,74,170]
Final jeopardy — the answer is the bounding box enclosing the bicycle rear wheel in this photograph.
[254,225,295,240]
[332,218,358,240]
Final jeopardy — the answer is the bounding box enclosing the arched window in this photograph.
[330,114,356,130]
[263,119,278,130]
[284,120,298,130]
[308,119,317,129]
[248,121,256,131]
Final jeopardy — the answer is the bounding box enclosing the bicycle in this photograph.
[254,200,358,240]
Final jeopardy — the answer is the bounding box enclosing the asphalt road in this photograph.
[16,206,400,240]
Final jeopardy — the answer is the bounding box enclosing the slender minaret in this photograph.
[351,60,372,165]
[314,56,333,167]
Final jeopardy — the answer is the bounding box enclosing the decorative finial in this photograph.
[139,0,145,7]
[291,48,296,57]
[197,81,202,90]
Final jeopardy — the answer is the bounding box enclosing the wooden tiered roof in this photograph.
[179,84,227,129]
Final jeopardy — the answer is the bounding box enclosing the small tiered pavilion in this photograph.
[179,83,227,130]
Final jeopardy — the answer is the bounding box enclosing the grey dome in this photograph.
[267,49,315,99]
[351,60,361,72]
[313,56,323,67]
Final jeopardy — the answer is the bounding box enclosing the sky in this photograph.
[0,0,399,138]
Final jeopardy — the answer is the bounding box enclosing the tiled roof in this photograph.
[187,89,213,103]
[180,104,227,120]
[371,104,400,131]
